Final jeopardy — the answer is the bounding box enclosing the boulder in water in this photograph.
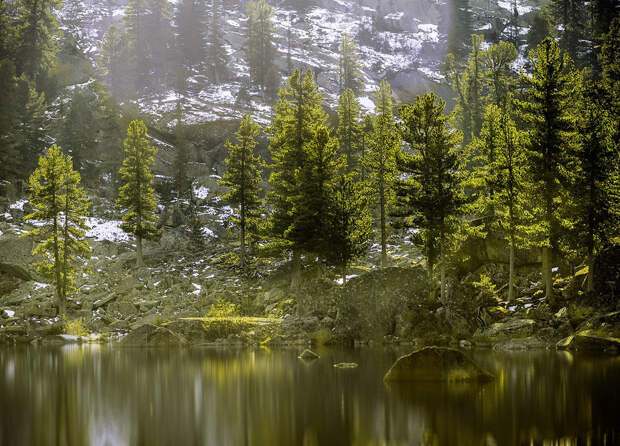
[333,362,358,369]
[556,331,620,353]
[384,346,494,382]
[298,349,320,360]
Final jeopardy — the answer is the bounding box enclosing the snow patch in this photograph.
[85,218,129,242]
[10,200,27,211]
[4,309,15,318]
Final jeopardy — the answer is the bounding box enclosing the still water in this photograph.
[0,345,618,445]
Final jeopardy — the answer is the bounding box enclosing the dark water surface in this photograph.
[0,345,619,445]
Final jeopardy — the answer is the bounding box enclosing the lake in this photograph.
[0,345,619,445]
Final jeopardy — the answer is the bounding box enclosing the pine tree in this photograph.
[246,0,277,93]
[123,0,150,91]
[599,18,619,126]
[515,38,580,303]
[572,75,619,292]
[287,126,342,260]
[0,60,48,180]
[219,114,263,269]
[551,0,588,65]
[327,173,373,284]
[360,113,374,181]
[268,69,328,286]
[23,146,91,317]
[484,41,517,109]
[173,102,191,197]
[363,80,400,267]
[97,26,126,98]
[395,93,465,302]
[117,120,160,267]
[526,8,554,54]
[145,0,173,91]
[14,0,62,85]
[339,33,363,94]
[336,89,362,172]
[446,0,474,65]
[446,34,485,147]
[59,86,98,173]
[174,0,207,70]
[96,89,124,187]
[208,0,229,83]
[470,105,527,301]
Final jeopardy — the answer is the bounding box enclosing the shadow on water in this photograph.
[0,345,619,445]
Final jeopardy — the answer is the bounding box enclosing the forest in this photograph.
[0,0,619,444]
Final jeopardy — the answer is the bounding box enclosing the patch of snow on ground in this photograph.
[4,309,15,318]
[33,282,48,290]
[194,186,209,200]
[85,218,130,242]
[358,96,376,114]
[192,283,202,295]
[10,200,27,210]
[335,274,359,285]
[497,0,533,15]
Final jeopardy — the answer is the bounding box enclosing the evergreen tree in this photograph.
[469,105,527,301]
[0,60,48,180]
[97,26,126,98]
[551,0,588,65]
[395,93,464,302]
[173,102,191,197]
[527,8,554,54]
[572,75,619,292]
[174,0,207,70]
[338,33,363,94]
[117,120,160,267]
[446,0,474,65]
[246,0,277,93]
[219,114,263,269]
[59,86,98,173]
[336,89,362,172]
[287,126,342,259]
[145,0,173,91]
[446,34,485,147]
[362,80,400,267]
[123,0,150,91]
[327,173,373,284]
[208,0,229,83]
[360,113,374,181]
[484,41,517,109]
[515,38,580,303]
[14,0,62,85]
[268,69,328,286]
[23,146,91,317]
[599,18,619,127]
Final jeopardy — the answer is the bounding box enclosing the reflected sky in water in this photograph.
[0,345,618,445]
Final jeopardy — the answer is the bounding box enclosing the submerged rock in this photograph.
[298,349,320,360]
[333,362,358,369]
[383,346,494,382]
[556,331,620,353]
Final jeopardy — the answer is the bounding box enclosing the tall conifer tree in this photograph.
[395,93,465,302]
[117,120,160,267]
[220,114,263,269]
[516,38,580,303]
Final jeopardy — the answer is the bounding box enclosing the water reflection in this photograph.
[0,346,618,445]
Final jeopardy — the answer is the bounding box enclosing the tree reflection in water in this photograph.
[0,346,618,445]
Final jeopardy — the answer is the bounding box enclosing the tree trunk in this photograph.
[136,234,144,267]
[508,239,515,302]
[440,250,446,304]
[379,182,387,267]
[428,260,434,300]
[587,252,595,293]
[53,216,65,318]
[290,250,301,290]
[542,246,552,302]
[240,222,246,270]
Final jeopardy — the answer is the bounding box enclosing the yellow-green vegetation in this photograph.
[207,298,241,317]
[64,317,88,336]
